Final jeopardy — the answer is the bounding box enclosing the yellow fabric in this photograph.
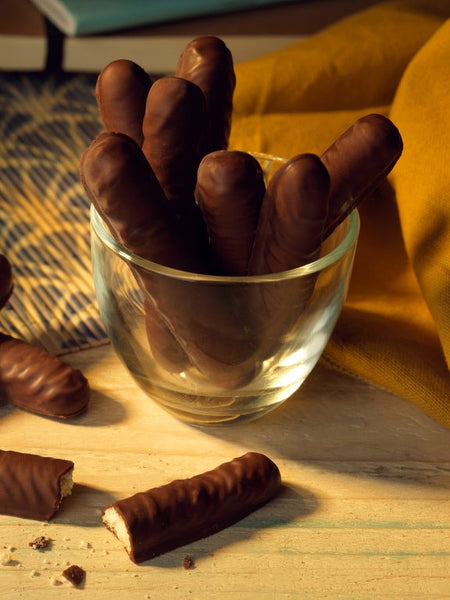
[230,0,450,427]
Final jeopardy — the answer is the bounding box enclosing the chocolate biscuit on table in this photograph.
[102,452,281,563]
[0,449,74,521]
[0,333,89,418]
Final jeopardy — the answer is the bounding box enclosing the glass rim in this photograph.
[91,204,360,284]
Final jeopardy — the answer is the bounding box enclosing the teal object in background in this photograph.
[29,0,294,36]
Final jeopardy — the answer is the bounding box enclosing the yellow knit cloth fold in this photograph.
[230,0,450,427]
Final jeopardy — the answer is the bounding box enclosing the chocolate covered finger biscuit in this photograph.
[0,333,89,418]
[81,131,192,373]
[175,36,235,151]
[81,132,206,273]
[246,155,330,361]
[321,113,403,238]
[96,59,153,146]
[102,452,281,563]
[196,150,266,275]
[0,254,13,309]
[82,133,260,387]
[141,76,210,258]
[249,153,330,276]
[0,450,74,520]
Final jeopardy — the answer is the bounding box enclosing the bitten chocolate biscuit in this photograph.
[196,150,266,275]
[0,254,13,309]
[95,59,153,146]
[0,333,89,418]
[321,113,403,238]
[175,36,236,151]
[102,452,281,563]
[0,450,74,521]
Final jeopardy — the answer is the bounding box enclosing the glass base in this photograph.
[132,372,302,427]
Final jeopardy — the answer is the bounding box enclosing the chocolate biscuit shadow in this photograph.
[57,483,117,526]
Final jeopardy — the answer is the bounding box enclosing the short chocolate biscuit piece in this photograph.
[102,452,281,563]
[0,450,74,521]
[0,333,90,418]
[62,564,86,587]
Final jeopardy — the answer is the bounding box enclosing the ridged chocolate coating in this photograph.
[102,452,281,563]
[0,254,13,309]
[95,59,153,146]
[0,334,89,418]
[175,36,236,151]
[196,150,266,275]
[0,449,73,520]
[321,113,403,238]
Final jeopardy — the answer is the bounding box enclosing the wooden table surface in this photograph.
[1,342,449,599]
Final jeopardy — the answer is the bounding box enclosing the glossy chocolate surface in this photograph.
[0,450,73,520]
[96,59,152,146]
[103,452,281,563]
[196,150,265,275]
[321,113,403,238]
[0,334,89,418]
[176,36,235,151]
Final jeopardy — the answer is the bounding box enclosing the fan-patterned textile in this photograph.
[0,72,107,354]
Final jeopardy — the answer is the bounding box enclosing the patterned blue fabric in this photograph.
[0,72,107,353]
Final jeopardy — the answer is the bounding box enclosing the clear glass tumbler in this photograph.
[90,154,359,426]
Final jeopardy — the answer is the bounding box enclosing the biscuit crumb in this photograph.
[29,536,51,550]
[62,564,86,588]
[0,550,13,565]
[49,576,63,586]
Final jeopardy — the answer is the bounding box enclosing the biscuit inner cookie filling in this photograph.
[60,470,74,498]
[102,507,131,554]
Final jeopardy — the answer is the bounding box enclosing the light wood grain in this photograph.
[1,343,449,599]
